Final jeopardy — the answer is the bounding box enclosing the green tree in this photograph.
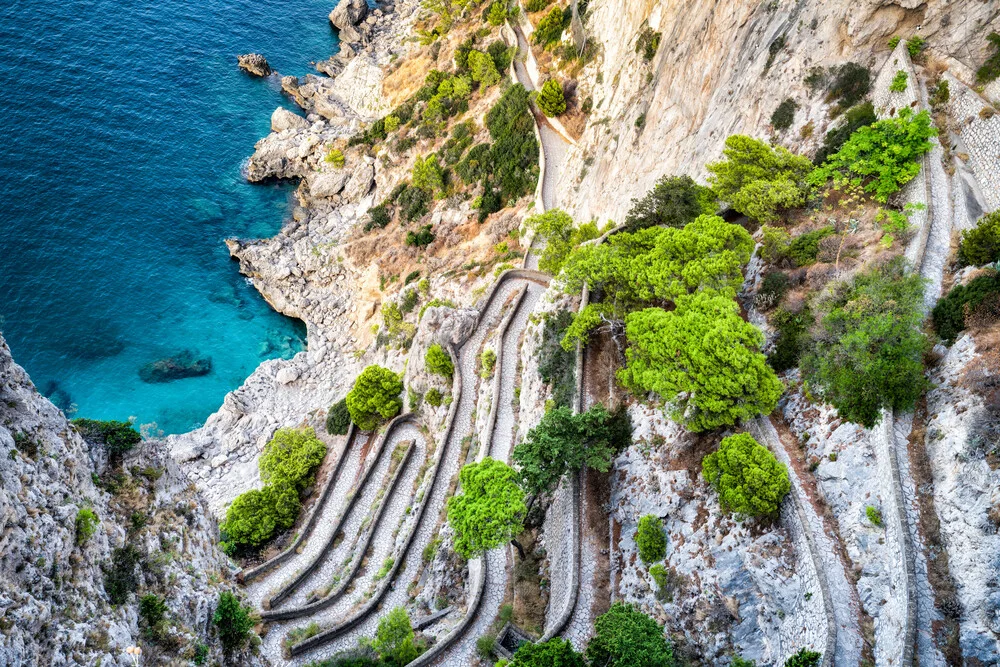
[619,292,783,432]
[814,102,876,165]
[702,433,790,517]
[372,607,420,666]
[486,1,508,26]
[586,602,674,667]
[513,404,632,495]
[259,427,327,492]
[802,258,928,427]
[213,591,255,654]
[536,79,567,117]
[139,593,168,630]
[707,135,813,223]
[468,49,501,87]
[635,514,666,563]
[958,210,1000,266]
[510,638,586,667]
[623,174,716,232]
[771,98,797,130]
[484,83,539,204]
[527,209,600,275]
[346,365,404,431]
[932,271,1000,343]
[808,108,936,202]
[447,457,526,559]
[221,482,301,548]
[784,648,822,667]
[76,507,99,546]
[425,344,454,379]
[326,398,351,435]
[533,6,566,47]
[71,418,142,456]
[412,154,444,193]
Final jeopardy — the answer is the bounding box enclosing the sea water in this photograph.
[0,0,339,434]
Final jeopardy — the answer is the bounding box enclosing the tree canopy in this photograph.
[372,607,421,666]
[619,292,783,432]
[702,433,790,518]
[536,79,567,117]
[509,638,586,667]
[635,515,666,563]
[958,210,1000,267]
[425,343,455,379]
[513,404,632,495]
[346,365,404,431]
[586,602,674,667]
[259,427,327,492]
[446,457,526,559]
[528,209,601,276]
[623,174,716,232]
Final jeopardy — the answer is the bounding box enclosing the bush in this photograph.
[325,148,345,168]
[513,404,632,495]
[866,505,883,527]
[536,79,567,117]
[411,154,444,193]
[373,607,421,666]
[930,79,950,108]
[707,135,813,223]
[486,1,508,26]
[528,209,600,275]
[958,211,1000,267]
[140,593,168,629]
[484,84,539,204]
[71,418,141,456]
[760,225,791,264]
[260,427,327,492]
[624,174,716,232]
[702,433,791,518]
[537,310,577,407]
[788,226,836,266]
[826,62,871,110]
[813,102,876,165]
[889,70,908,93]
[809,108,936,202]
[802,258,929,427]
[771,98,797,130]
[425,388,444,407]
[104,544,141,605]
[769,307,812,372]
[366,203,392,231]
[510,638,586,667]
[326,398,351,435]
[447,457,526,559]
[906,36,927,58]
[756,271,789,311]
[587,602,674,667]
[636,26,661,62]
[406,224,436,248]
[635,515,666,563]
[394,183,431,223]
[524,0,551,10]
[347,366,404,431]
[425,344,454,379]
[533,6,566,47]
[784,648,822,667]
[468,49,501,87]
[480,348,497,378]
[76,507,99,546]
[221,482,301,548]
[976,32,1000,84]
[213,591,255,654]
[488,41,514,74]
[931,270,1000,343]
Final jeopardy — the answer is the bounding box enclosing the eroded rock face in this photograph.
[329,0,368,32]
[237,52,272,77]
[271,106,309,133]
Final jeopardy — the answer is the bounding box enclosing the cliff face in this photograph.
[0,335,251,666]
[557,0,998,221]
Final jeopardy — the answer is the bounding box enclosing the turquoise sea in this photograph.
[0,0,339,434]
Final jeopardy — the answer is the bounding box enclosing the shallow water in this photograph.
[0,0,340,434]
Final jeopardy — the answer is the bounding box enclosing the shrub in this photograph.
[221,482,301,548]
[732,657,758,667]
[76,507,99,546]
[802,258,929,427]
[809,108,936,202]
[510,638,586,667]
[866,505,883,527]
[620,292,783,432]
[140,593,168,629]
[889,70,908,93]
[488,40,514,74]
[784,648,822,667]
[484,84,539,205]
[411,154,444,193]
[104,544,141,605]
[536,79,567,117]
[624,174,716,232]
[425,344,454,379]
[635,515,666,563]
[325,148,345,168]
[395,184,431,222]
[260,427,327,492]
[771,98,797,130]
[788,226,836,266]
[587,602,674,667]
[906,36,927,58]
[486,1,507,26]
[702,433,791,518]
[447,457,526,559]
[528,209,600,275]
[405,224,436,248]
[929,79,950,108]
[769,307,812,372]
[366,203,392,231]
[958,211,1000,267]
[707,135,813,223]
[756,271,789,311]
[213,591,255,654]
[826,62,871,109]
[931,270,1000,343]
[513,404,632,495]
[636,26,661,62]
[347,365,404,431]
[524,0,551,10]
[537,310,576,407]
[976,32,1000,84]
[373,607,420,666]
[480,348,497,378]
[326,399,351,435]
[71,418,141,456]
[533,6,566,47]
[425,388,444,407]
[813,102,876,165]
[760,225,792,264]
[468,49,501,87]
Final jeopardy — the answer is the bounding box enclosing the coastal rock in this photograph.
[343,160,375,202]
[139,350,212,383]
[310,171,349,198]
[275,366,300,385]
[271,107,309,133]
[236,53,272,77]
[329,0,368,31]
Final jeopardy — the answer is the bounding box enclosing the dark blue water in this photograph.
[0,0,338,434]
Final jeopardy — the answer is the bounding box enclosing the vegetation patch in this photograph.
[702,433,790,518]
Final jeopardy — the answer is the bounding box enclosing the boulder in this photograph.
[139,350,212,383]
[271,107,309,133]
[275,366,300,385]
[237,53,272,77]
[310,172,350,198]
[343,161,375,201]
[329,0,368,31]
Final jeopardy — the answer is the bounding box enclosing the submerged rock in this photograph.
[237,53,272,77]
[139,350,212,383]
